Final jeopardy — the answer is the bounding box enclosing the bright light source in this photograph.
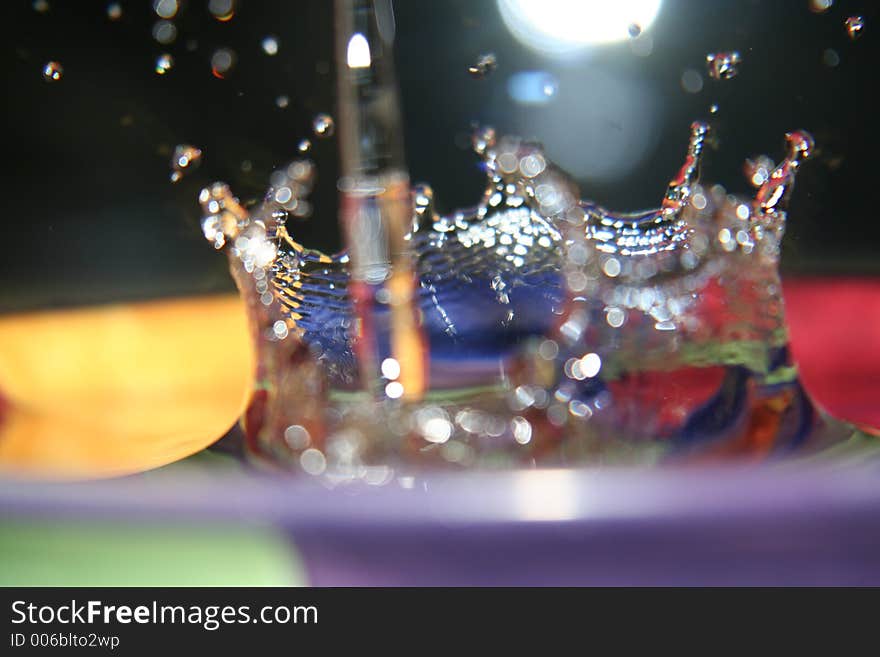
[346,32,371,68]
[497,0,662,57]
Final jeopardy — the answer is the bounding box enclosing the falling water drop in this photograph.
[297,139,312,154]
[42,61,63,82]
[709,103,719,114]
[152,20,177,44]
[312,113,335,138]
[823,48,840,67]
[155,53,174,75]
[809,0,833,12]
[106,2,122,20]
[468,53,497,78]
[170,144,202,183]
[211,48,236,78]
[208,0,235,22]
[845,16,864,40]
[33,0,49,13]
[627,23,642,38]
[275,95,289,109]
[706,51,741,80]
[681,69,704,93]
[152,0,178,19]
[262,36,279,56]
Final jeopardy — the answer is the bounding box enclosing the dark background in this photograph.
[2,0,878,312]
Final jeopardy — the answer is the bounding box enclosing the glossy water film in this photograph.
[198,0,874,477]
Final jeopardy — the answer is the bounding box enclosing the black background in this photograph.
[2,0,878,312]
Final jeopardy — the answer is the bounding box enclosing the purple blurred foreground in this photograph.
[3,464,880,586]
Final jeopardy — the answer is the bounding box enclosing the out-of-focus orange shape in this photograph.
[0,295,252,480]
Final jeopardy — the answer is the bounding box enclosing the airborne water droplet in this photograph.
[208,0,235,22]
[152,0,178,19]
[170,144,201,182]
[809,0,833,13]
[262,36,279,56]
[155,53,174,75]
[152,20,177,44]
[627,23,642,38]
[275,95,289,109]
[106,2,122,20]
[33,0,49,13]
[42,61,62,82]
[468,53,497,78]
[681,69,703,93]
[709,103,719,114]
[312,113,335,138]
[297,139,312,154]
[823,48,840,67]
[845,16,864,40]
[706,51,741,80]
[211,48,236,78]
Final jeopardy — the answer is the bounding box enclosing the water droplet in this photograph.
[606,307,626,328]
[155,53,174,75]
[42,61,62,82]
[709,103,719,114]
[706,51,741,80]
[823,48,840,67]
[297,139,312,154]
[472,125,496,155]
[208,0,235,22]
[284,425,311,450]
[153,0,178,19]
[845,16,864,40]
[299,448,326,475]
[152,20,177,44]
[33,0,49,13]
[170,144,202,183]
[754,130,815,216]
[106,2,122,20]
[627,23,642,38]
[786,130,815,160]
[681,69,703,93]
[468,52,497,78]
[211,48,236,78]
[276,95,289,109]
[312,113,335,138]
[385,381,404,399]
[810,0,833,13]
[743,155,774,187]
[261,36,279,56]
